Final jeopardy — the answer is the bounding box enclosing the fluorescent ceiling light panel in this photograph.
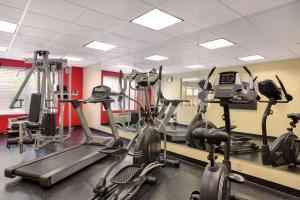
[238,55,265,61]
[185,65,204,69]
[0,21,17,33]
[199,38,234,49]
[131,9,182,30]
[84,41,116,51]
[0,46,8,52]
[145,55,169,61]
[62,56,82,61]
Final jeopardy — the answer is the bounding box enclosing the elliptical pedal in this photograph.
[110,165,142,184]
[228,173,245,184]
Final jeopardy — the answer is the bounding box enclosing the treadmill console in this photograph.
[214,72,243,99]
[92,85,111,99]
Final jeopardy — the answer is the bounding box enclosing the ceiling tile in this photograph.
[29,0,86,22]
[225,0,296,16]
[13,35,49,51]
[92,0,152,21]
[160,21,200,37]
[0,38,10,47]
[158,0,222,19]
[53,34,91,46]
[209,18,273,49]
[140,0,168,6]
[214,45,254,58]
[161,38,199,53]
[188,4,241,29]
[62,0,98,8]
[95,33,153,50]
[248,1,300,44]
[74,10,124,31]
[23,12,71,32]
[284,43,300,56]
[110,23,173,45]
[254,42,296,60]
[0,0,27,9]
[18,26,59,41]
[64,24,105,40]
[180,30,219,45]
[0,32,13,41]
[0,4,23,23]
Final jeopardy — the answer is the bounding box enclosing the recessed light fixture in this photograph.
[0,46,8,52]
[84,41,116,51]
[199,38,234,49]
[131,9,182,30]
[238,55,265,61]
[145,55,169,61]
[62,56,82,62]
[0,20,17,33]
[185,65,205,69]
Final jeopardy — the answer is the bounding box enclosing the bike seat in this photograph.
[23,121,41,129]
[193,129,229,145]
[288,113,300,120]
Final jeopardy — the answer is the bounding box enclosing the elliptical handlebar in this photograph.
[275,75,293,102]
[203,66,216,91]
[243,66,254,90]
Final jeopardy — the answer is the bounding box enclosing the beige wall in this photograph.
[161,58,300,137]
[83,63,102,129]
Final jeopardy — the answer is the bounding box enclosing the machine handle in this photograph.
[253,76,258,82]
[158,66,162,80]
[243,66,254,90]
[275,75,293,101]
[204,66,216,90]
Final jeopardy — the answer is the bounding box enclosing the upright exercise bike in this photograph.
[191,66,257,200]
[258,75,300,167]
[91,67,182,200]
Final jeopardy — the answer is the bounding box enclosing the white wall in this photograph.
[83,63,102,129]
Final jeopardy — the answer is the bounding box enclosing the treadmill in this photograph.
[5,85,123,187]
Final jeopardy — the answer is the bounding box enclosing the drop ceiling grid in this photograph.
[0,0,298,68]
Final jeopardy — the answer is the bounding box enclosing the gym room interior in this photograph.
[0,0,300,200]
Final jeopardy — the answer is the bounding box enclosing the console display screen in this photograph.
[219,72,236,84]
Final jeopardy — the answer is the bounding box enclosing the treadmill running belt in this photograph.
[14,145,101,177]
[6,145,107,187]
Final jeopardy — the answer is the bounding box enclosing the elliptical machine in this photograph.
[191,66,257,200]
[186,80,217,149]
[91,67,181,200]
[258,75,300,167]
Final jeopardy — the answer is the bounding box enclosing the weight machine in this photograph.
[7,50,72,152]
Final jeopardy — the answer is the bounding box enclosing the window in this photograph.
[103,76,137,111]
[0,66,37,114]
[181,77,203,106]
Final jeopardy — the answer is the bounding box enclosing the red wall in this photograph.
[0,58,83,134]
